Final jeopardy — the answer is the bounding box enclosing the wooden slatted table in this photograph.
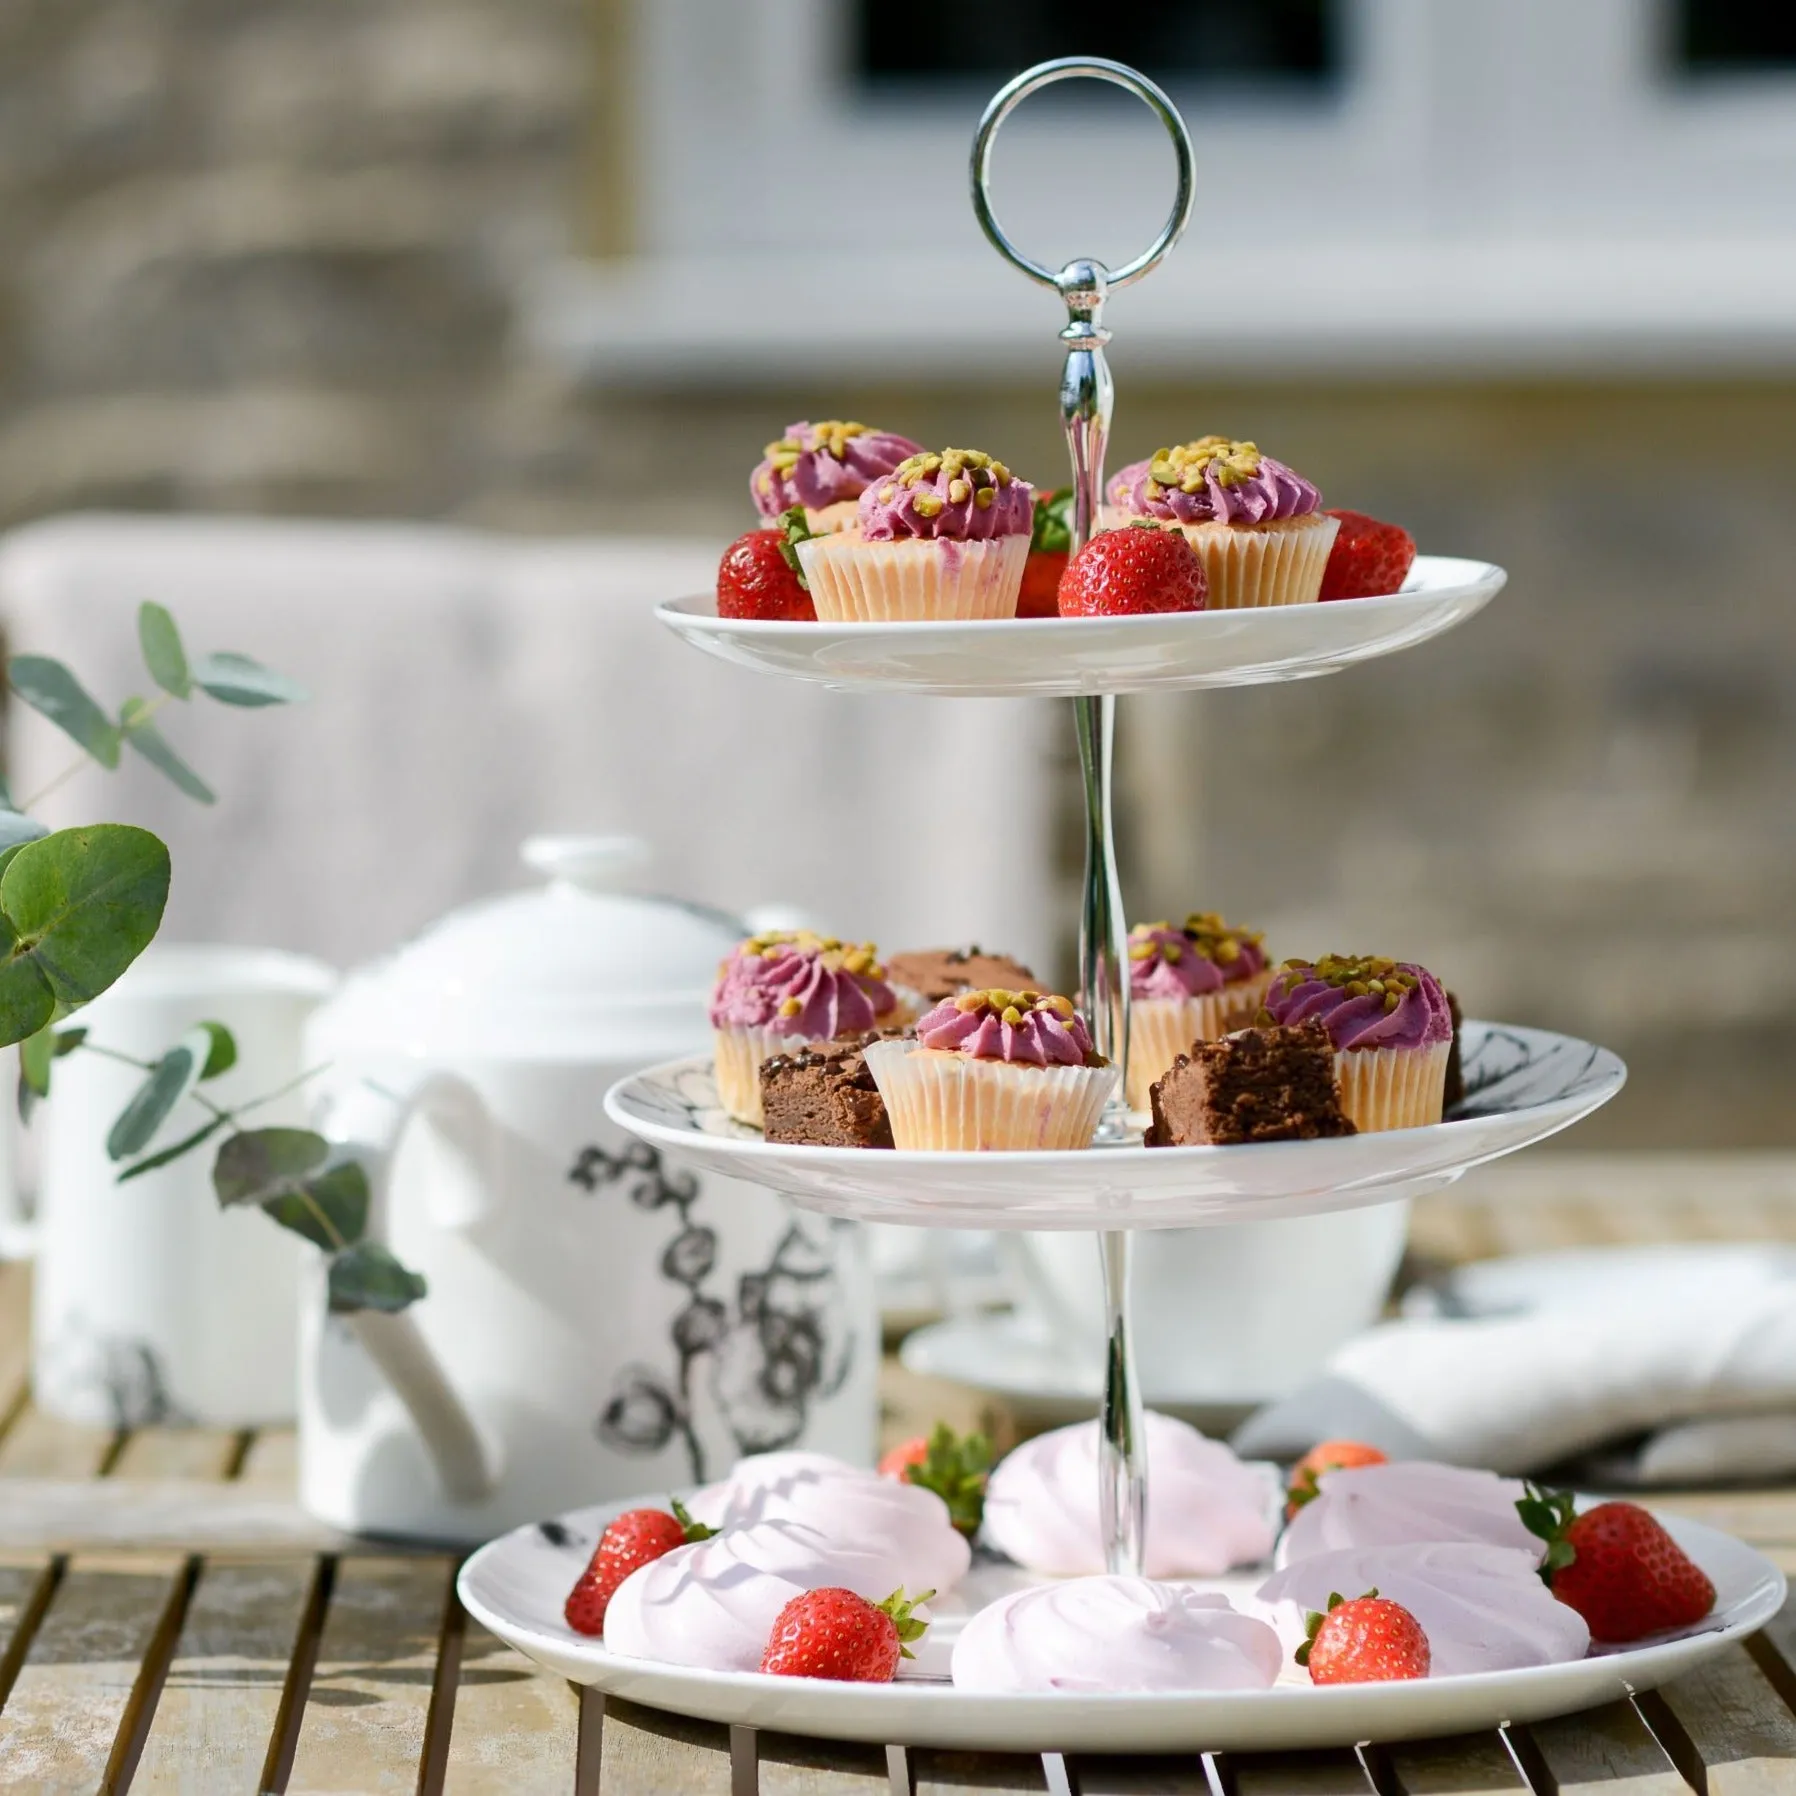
[4,1162,1796,1793]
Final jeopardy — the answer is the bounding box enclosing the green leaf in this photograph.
[51,1026,87,1056]
[1030,486,1075,556]
[119,698,216,804]
[196,1021,236,1080]
[213,1127,330,1205]
[138,603,191,699]
[116,1113,228,1183]
[191,652,306,708]
[265,1161,368,1252]
[327,1240,427,1314]
[18,1026,52,1099]
[0,825,171,1047]
[9,657,122,767]
[106,1025,217,1160]
[775,506,815,587]
[0,812,48,851]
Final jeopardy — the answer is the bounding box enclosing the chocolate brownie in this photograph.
[760,1036,895,1149]
[1145,1021,1355,1147]
[1443,990,1465,1111]
[884,945,1038,1004]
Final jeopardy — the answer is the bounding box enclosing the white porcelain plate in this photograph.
[602,1021,1625,1231]
[458,1500,1783,1754]
[654,556,1505,698]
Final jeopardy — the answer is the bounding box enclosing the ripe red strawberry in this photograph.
[1019,486,1073,617]
[563,1500,713,1636]
[760,1585,933,1682]
[1318,509,1416,601]
[1518,1487,1716,1644]
[1058,523,1206,617]
[1286,1439,1389,1519]
[878,1422,991,1535]
[717,507,816,621]
[1297,1589,1431,1684]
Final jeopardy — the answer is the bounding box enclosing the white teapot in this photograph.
[298,835,877,1540]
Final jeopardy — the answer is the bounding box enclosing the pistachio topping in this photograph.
[890,447,1013,498]
[949,987,1075,1021]
[1182,910,1264,964]
[1275,953,1420,999]
[1147,436,1265,494]
[762,420,872,474]
[737,930,886,982]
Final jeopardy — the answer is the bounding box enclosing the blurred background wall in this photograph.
[0,0,1792,1147]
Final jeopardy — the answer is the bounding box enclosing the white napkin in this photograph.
[1233,1244,1796,1484]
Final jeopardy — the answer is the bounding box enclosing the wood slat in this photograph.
[110,1427,241,1481]
[910,1747,1050,1792]
[597,1696,733,1794]
[1649,1644,1796,1793]
[756,1728,892,1795]
[1221,1750,1369,1795]
[1065,1754,1211,1793]
[234,1427,298,1494]
[0,1558,57,1707]
[0,1405,117,1478]
[1378,1732,1524,1793]
[440,1614,579,1795]
[0,1475,365,1554]
[284,1555,454,1795]
[0,1552,186,1796]
[0,1258,30,1423]
[131,1556,318,1795]
[1515,1704,1686,1796]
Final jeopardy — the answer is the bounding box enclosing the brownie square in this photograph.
[760,1036,895,1149]
[1146,1021,1355,1147]
[1443,990,1465,1112]
[884,945,1039,1004]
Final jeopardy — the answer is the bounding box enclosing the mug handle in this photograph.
[317,1073,502,1504]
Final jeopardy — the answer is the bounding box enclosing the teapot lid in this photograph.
[308,835,742,1063]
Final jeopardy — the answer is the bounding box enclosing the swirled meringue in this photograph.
[603,1519,928,1672]
[1278,1461,1538,1567]
[982,1412,1278,1576]
[683,1450,971,1596]
[952,1578,1282,1693]
[1255,1542,1591,1675]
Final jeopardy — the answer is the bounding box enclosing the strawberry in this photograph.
[1019,487,1074,618]
[563,1499,713,1636]
[717,506,816,621]
[1518,1486,1716,1644]
[1286,1439,1389,1519]
[1318,509,1416,601]
[760,1585,933,1682]
[1297,1589,1431,1684]
[1058,523,1206,618]
[878,1422,991,1535]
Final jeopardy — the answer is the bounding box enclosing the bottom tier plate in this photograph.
[458,1497,1784,1754]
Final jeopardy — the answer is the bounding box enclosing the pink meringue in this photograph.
[1255,1541,1591,1676]
[683,1449,971,1597]
[1279,1461,1538,1567]
[952,1578,1282,1694]
[982,1412,1278,1577]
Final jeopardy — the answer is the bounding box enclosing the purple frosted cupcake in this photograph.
[795,448,1033,622]
[1261,954,1453,1132]
[1104,437,1338,609]
[1124,913,1271,1112]
[751,421,923,533]
[862,989,1116,1151]
[710,931,899,1127]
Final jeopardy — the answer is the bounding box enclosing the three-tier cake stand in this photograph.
[461,60,1783,1753]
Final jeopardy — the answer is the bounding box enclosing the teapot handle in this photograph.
[318,1074,502,1504]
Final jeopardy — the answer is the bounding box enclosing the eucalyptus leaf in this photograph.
[327,1240,427,1315]
[260,1161,370,1253]
[0,812,48,851]
[119,699,216,804]
[116,1113,227,1183]
[9,657,122,767]
[0,825,171,1047]
[138,602,191,699]
[52,1026,86,1056]
[106,1025,217,1160]
[192,652,306,709]
[18,1026,52,1100]
[197,1021,236,1080]
[213,1126,329,1205]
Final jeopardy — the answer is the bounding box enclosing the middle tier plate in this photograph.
[603,1019,1623,1231]
[656,554,1504,698]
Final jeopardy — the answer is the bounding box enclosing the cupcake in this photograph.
[709,931,899,1128]
[1261,954,1453,1132]
[1104,437,1338,609]
[796,448,1033,623]
[750,420,923,533]
[1124,912,1271,1112]
[862,988,1115,1151]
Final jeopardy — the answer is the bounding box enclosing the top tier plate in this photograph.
[657,556,1503,699]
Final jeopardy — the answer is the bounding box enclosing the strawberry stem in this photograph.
[776,506,815,588]
[669,1496,716,1543]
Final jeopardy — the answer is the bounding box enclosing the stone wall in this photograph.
[0,1,1791,1146]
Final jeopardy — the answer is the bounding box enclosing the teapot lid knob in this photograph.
[521,835,652,893]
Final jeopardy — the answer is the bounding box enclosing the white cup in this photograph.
[29,944,336,1428]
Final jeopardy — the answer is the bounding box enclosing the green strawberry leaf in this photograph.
[775,505,814,588]
[875,1586,935,1659]
[901,1422,992,1536]
[1516,1482,1579,1583]
[1030,486,1074,556]
[669,1496,716,1543]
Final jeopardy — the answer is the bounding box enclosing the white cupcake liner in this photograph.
[1334,1039,1451,1133]
[1124,973,1273,1112]
[1093,509,1338,610]
[796,531,1028,623]
[714,1025,809,1128]
[862,1041,1116,1152]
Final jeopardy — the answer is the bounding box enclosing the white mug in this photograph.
[31,944,336,1428]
